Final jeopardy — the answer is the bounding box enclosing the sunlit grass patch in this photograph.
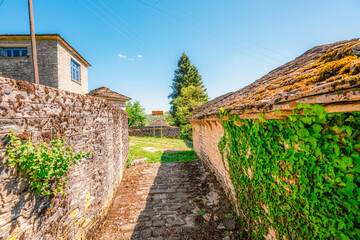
[127,136,199,167]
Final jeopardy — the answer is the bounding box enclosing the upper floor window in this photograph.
[1,47,28,57]
[71,59,81,83]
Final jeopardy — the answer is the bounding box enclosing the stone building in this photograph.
[189,39,360,239]
[0,34,90,94]
[88,86,131,109]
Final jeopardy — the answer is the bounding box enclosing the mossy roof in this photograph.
[190,39,360,120]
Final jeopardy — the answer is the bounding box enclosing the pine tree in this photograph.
[168,53,207,126]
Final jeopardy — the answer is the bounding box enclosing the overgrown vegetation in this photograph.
[4,131,91,196]
[126,100,146,127]
[218,104,360,239]
[168,53,209,140]
[127,136,198,167]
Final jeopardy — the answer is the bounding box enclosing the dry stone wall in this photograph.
[0,77,129,240]
[129,126,181,138]
[190,119,236,205]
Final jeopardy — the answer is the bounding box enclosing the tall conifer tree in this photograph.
[168,53,208,137]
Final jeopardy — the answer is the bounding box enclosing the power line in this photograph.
[84,0,146,50]
[0,0,5,6]
[78,0,145,51]
[116,0,221,46]
[95,0,146,43]
[116,0,278,66]
[137,0,284,65]
[158,0,291,60]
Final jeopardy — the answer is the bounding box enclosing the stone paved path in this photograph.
[87,161,243,240]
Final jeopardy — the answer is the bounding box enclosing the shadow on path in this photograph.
[88,161,245,240]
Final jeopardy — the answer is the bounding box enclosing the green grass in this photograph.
[127,136,199,166]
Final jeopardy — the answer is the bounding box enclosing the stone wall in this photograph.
[0,77,128,240]
[129,126,181,139]
[190,119,237,206]
[0,40,58,89]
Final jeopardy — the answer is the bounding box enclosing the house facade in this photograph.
[0,34,90,94]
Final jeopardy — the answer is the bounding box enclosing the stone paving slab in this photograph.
[87,161,243,240]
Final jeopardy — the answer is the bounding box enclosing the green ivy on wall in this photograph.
[4,131,91,196]
[218,103,360,239]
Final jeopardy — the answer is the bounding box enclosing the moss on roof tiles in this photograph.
[190,39,360,119]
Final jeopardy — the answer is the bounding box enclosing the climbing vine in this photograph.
[218,104,360,239]
[4,131,91,196]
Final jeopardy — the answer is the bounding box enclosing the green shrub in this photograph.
[218,104,360,239]
[4,131,91,196]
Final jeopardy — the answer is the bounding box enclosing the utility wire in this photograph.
[78,0,145,51]
[117,0,278,66]
[84,0,147,50]
[0,0,5,6]
[116,0,219,45]
[95,0,146,43]
[158,0,291,60]
[137,0,283,64]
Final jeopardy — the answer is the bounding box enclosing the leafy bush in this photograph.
[4,131,91,196]
[218,104,360,239]
[126,100,146,127]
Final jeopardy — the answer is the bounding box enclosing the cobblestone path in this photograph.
[88,161,243,240]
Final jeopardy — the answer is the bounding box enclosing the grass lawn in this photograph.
[127,136,200,166]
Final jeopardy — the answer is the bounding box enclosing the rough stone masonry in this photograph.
[0,76,129,239]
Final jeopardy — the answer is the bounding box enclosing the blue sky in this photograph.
[1,0,360,113]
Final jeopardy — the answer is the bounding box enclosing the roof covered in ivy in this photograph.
[88,87,131,102]
[190,39,360,120]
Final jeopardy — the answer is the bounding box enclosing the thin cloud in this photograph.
[137,54,143,58]
[118,54,127,59]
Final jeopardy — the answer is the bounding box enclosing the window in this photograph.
[71,59,81,82]
[1,47,28,57]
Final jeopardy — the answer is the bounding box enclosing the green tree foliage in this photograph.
[173,85,208,139]
[164,111,175,126]
[126,101,146,127]
[169,53,208,138]
[169,53,208,123]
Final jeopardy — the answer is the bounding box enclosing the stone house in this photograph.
[88,86,131,109]
[189,39,360,239]
[0,34,90,94]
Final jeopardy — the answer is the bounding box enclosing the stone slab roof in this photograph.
[190,39,360,120]
[88,86,131,102]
